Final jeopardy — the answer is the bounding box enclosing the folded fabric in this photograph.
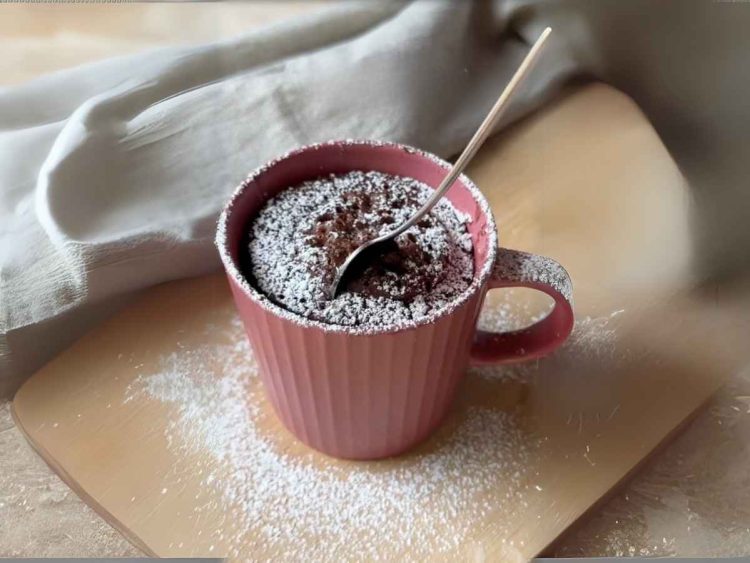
[3,0,749,392]
[0,1,575,391]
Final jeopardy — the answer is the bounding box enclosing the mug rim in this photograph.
[216,139,499,336]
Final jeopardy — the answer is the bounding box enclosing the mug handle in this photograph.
[471,248,574,365]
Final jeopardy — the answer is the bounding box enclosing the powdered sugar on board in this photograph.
[124,313,539,560]
[471,290,625,382]
[124,299,626,560]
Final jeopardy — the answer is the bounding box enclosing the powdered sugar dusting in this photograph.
[495,248,573,303]
[248,171,473,328]
[471,290,624,382]
[125,310,540,560]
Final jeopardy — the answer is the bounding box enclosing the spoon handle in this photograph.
[391,27,552,238]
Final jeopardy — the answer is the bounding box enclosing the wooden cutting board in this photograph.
[13,84,750,561]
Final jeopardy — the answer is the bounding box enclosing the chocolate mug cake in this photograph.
[218,140,574,459]
[246,170,474,328]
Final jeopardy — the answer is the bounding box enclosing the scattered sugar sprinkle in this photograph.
[124,270,628,559]
[471,296,624,382]
[126,312,540,560]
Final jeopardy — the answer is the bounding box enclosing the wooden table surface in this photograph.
[3,3,750,559]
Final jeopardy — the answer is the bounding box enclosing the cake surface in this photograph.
[247,171,474,328]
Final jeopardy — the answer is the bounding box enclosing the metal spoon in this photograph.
[330,27,552,299]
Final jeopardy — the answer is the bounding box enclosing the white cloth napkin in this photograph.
[2,0,749,391]
[0,1,574,389]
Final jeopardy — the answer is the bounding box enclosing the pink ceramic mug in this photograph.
[217,140,574,460]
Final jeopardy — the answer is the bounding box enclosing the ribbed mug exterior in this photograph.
[227,273,485,459]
